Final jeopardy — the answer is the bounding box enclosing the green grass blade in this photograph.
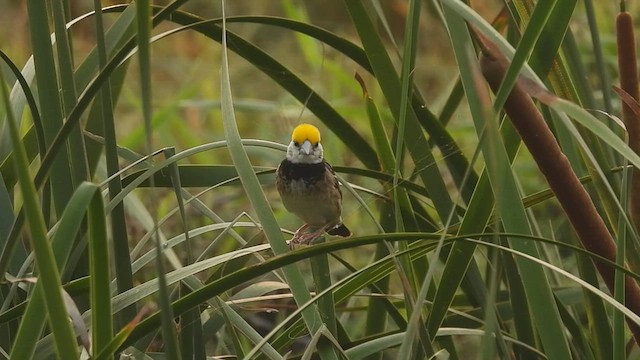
[93,307,151,360]
[359,78,396,352]
[25,0,74,215]
[50,0,89,186]
[0,170,26,276]
[165,148,192,263]
[93,0,137,328]
[0,50,46,164]
[1,52,78,360]
[217,299,283,360]
[583,0,613,112]
[218,296,245,357]
[479,247,500,360]
[345,0,455,219]
[576,251,614,358]
[491,0,557,112]
[345,5,455,356]
[280,0,322,69]
[218,4,336,358]
[361,82,395,173]
[6,181,105,358]
[0,174,12,249]
[395,0,436,356]
[441,5,572,357]
[0,6,136,280]
[88,184,113,355]
[501,243,537,357]
[178,285,198,359]
[309,240,338,338]
[427,3,517,345]
[8,289,47,360]
[137,0,181,358]
[164,148,204,358]
[529,0,576,77]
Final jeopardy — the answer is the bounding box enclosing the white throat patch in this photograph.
[286,140,323,164]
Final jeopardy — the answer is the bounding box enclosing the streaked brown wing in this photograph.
[324,161,343,202]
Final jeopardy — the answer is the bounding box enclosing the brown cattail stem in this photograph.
[616,11,640,232]
[480,43,640,344]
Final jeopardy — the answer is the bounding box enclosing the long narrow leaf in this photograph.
[218,3,335,359]
[1,49,78,360]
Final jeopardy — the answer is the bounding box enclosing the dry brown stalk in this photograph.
[616,11,640,233]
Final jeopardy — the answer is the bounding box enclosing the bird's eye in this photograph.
[293,141,299,146]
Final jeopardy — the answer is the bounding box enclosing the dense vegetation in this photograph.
[1,0,640,359]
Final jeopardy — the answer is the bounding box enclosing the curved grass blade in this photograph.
[221,14,477,195]
[0,51,45,164]
[218,299,283,360]
[156,15,378,170]
[115,233,433,351]
[96,7,474,192]
[14,229,640,353]
[345,327,545,359]
[0,1,183,279]
[99,230,640,352]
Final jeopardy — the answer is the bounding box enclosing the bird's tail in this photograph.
[327,223,351,237]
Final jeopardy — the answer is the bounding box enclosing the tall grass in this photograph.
[1,0,639,358]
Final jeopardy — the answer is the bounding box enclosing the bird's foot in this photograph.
[291,224,309,241]
[289,224,328,248]
[289,224,310,249]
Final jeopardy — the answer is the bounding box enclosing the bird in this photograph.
[276,123,351,245]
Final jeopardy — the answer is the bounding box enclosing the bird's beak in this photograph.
[300,140,313,155]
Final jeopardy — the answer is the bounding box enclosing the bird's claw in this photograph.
[289,224,328,249]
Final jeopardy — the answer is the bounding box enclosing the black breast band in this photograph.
[279,160,326,182]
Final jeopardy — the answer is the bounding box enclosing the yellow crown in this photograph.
[291,123,321,145]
